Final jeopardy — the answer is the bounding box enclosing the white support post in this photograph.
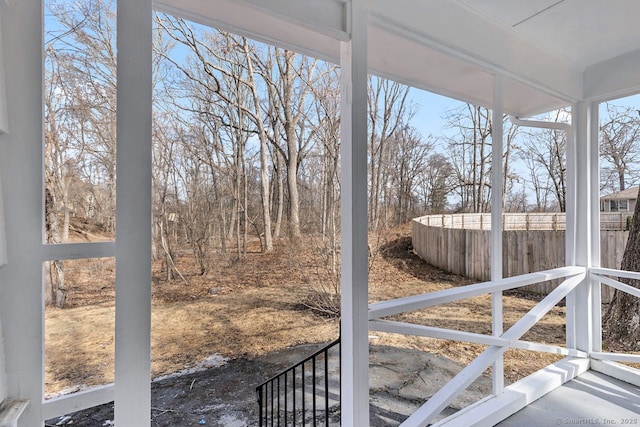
[0,1,43,425]
[571,101,593,353]
[491,75,504,395]
[0,0,8,136]
[340,0,369,424]
[589,103,602,352]
[565,106,577,350]
[115,0,153,425]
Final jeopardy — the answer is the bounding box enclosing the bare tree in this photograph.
[313,68,341,241]
[48,0,118,232]
[260,48,320,238]
[600,103,640,194]
[416,153,454,213]
[152,113,188,283]
[368,78,411,228]
[602,103,640,349]
[158,17,276,254]
[604,189,640,350]
[517,109,568,212]
[445,104,492,212]
[44,51,69,307]
[388,126,435,223]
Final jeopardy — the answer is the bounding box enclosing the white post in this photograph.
[590,103,602,352]
[0,0,44,424]
[571,101,593,353]
[115,0,153,425]
[491,75,504,395]
[0,168,6,269]
[0,1,7,268]
[565,107,577,350]
[0,0,7,136]
[340,0,369,424]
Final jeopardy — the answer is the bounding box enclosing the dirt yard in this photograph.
[44,223,573,423]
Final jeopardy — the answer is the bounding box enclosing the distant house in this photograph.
[600,186,639,212]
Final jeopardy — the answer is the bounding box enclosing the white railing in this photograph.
[590,267,640,366]
[368,265,640,426]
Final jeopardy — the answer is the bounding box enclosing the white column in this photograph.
[0,171,6,268]
[565,104,578,350]
[340,0,369,424]
[0,0,44,425]
[0,0,8,135]
[115,0,153,425]
[571,101,594,353]
[491,75,504,395]
[589,103,602,352]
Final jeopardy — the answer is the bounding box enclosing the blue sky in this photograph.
[408,88,464,140]
[410,86,640,140]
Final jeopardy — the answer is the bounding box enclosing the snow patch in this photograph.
[218,413,247,427]
[102,420,115,426]
[55,415,72,425]
[194,404,227,414]
[46,384,92,400]
[154,354,228,381]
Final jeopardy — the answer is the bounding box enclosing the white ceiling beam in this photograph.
[369,0,583,104]
[584,48,640,102]
[238,0,348,41]
[154,0,344,63]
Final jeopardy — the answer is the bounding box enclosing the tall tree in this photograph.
[604,189,640,350]
[48,0,118,232]
[602,104,640,349]
[416,153,454,213]
[388,126,434,224]
[600,103,640,194]
[261,48,319,238]
[157,17,273,256]
[309,67,341,245]
[517,109,568,212]
[445,104,492,212]
[368,78,411,228]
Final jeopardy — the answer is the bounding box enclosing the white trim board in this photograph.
[431,357,589,427]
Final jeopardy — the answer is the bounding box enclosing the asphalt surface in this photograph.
[45,344,492,426]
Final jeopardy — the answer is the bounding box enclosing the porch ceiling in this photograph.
[154,0,640,116]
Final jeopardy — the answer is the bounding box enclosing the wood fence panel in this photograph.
[412,217,631,303]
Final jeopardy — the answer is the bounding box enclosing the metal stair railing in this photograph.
[256,337,341,426]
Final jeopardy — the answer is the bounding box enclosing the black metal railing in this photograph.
[256,337,341,426]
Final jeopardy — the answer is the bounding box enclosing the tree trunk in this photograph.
[604,190,640,349]
[45,188,67,308]
[274,153,284,239]
[242,40,273,252]
[282,51,302,239]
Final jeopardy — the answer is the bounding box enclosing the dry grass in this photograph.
[46,223,571,396]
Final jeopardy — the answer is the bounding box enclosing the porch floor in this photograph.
[497,370,640,426]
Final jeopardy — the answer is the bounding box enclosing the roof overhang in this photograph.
[154,0,640,116]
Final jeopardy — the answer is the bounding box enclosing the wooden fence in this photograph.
[416,212,633,231]
[412,214,631,302]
